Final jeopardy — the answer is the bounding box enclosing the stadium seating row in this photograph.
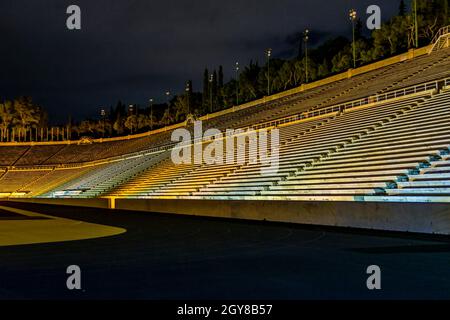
[114,92,438,199]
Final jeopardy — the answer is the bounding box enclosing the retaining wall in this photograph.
[7,197,450,235]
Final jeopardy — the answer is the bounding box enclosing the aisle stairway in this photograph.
[43,150,169,198]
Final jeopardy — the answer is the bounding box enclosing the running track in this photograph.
[0,201,449,299]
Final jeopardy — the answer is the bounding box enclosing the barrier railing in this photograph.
[445,78,450,87]
[243,78,445,132]
[431,25,450,45]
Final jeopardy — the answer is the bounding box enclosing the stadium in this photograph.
[1,0,450,301]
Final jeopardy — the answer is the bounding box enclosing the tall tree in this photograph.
[113,113,125,135]
[13,97,40,133]
[186,80,193,115]
[446,0,449,24]
[218,66,224,88]
[202,68,209,113]
[212,70,218,111]
[124,114,138,133]
[218,66,225,109]
[399,0,406,16]
[0,100,14,134]
[239,61,260,101]
[160,108,175,126]
[0,101,14,140]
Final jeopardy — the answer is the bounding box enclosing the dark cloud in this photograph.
[0,0,399,123]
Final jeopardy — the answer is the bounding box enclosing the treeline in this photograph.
[0,97,48,141]
[1,0,449,141]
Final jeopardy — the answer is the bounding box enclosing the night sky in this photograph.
[0,0,399,123]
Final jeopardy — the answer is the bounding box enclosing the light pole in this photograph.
[149,98,154,130]
[128,104,134,134]
[266,48,272,96]
[209,74,213,113]
[349,9,357,69]
[235,62,240,105]
[165,91,171,126]
[304,29,309,83]
[185,81,190,115]
[100,108,106,138]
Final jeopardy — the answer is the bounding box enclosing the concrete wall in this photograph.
[114,199,450,235]
[10,198,450,235]
[8,197,450,235]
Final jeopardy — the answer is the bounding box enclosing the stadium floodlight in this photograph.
[129,104,134,134]
[165,91,171,125]
[209,74,213,113]
[185,81,190,115]
[304,29,309,83]
[165,90,171,106]
[235,62,240,105]
[349,9,357,68]
[149,98,154,130]
[266,48,272,96]
[100,108,106,138]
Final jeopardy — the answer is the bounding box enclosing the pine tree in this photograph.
[66,115,72,140]
[399,0,406,16]
[218,66,224,108]
[202,68,209,113]
[443,0,449,24]
[218,66,224,88]
[186,80,193,115]
[212,70,218,112]
[109,106,114,122]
